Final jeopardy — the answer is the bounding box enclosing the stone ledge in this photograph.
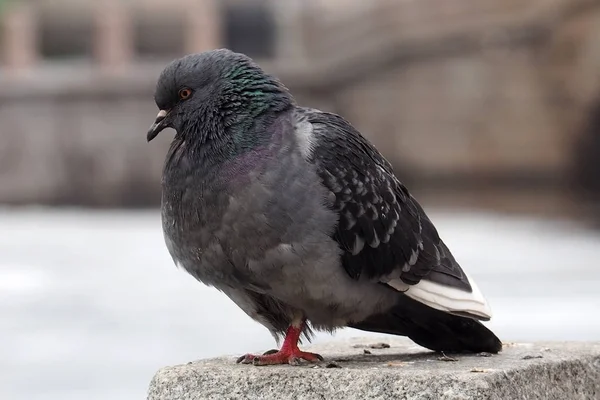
[147,337,600,400]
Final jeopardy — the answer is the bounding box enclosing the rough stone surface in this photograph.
[147,337,600,400]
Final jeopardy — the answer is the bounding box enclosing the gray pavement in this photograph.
[1,208,599,400]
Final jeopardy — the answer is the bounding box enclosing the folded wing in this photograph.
[296,107,492,321]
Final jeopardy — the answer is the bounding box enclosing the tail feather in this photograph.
[349,294,502,354]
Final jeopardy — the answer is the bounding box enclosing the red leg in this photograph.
[236,322,323,366]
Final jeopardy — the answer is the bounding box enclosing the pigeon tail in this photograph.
[349,293,502,354]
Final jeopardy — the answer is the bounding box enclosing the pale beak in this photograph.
[147,109,170,142]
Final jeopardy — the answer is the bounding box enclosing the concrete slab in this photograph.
[147,337,600,400]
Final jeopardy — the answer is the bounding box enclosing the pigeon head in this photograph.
[147,48,293,144]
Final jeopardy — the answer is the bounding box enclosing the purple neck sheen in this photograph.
[216,145,272,187]
[213,113,289,188]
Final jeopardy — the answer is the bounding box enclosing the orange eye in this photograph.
[179,88,192,100]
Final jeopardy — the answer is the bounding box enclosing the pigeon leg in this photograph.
[236,321,324,366]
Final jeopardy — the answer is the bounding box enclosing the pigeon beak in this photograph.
[147,109,170,142]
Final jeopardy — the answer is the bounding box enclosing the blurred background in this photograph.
[1,0,600,399]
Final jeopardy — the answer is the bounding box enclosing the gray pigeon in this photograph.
[147,49,502,365]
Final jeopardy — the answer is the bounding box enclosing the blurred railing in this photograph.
[0,0,220,76]
[0,0,595,87]
[303,0,530,56]
[303,0,572,55]
[297,0,596,89]
[0,0,599,215]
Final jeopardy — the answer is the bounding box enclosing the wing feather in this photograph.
[294,107,492,320]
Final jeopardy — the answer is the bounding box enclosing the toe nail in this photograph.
[316,354,324,361]
[288,357,301,366]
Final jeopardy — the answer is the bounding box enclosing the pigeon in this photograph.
[147,49,502,366]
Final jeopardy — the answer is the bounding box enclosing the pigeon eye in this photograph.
[179,88,192,100]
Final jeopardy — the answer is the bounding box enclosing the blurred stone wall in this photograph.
[0,66,329,207]
[0,0,599,216]
[0,79,162,206]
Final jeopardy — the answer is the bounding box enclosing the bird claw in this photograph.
[236,354,256,364]
[236,350,324,366]
[235,349,280,364]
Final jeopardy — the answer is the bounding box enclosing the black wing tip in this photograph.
[350,295,502,354]
[449,310,491,322]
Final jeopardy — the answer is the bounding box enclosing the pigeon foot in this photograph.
[235,321,324,366]
[236,349,323,366]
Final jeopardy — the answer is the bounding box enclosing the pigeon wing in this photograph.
[295,107,492,321]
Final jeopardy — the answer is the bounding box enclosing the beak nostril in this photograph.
[155,109,168,123]
[147,109,170,142]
